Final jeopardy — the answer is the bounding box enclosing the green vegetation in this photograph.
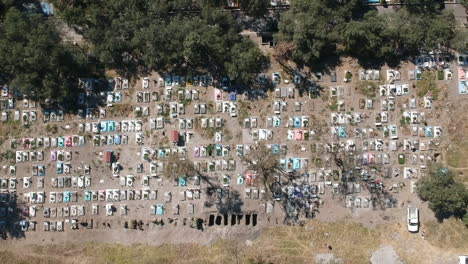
[398,153,405,165]
[345,71,352,81]
[356,81,377,97]
[239,0,270,17]
[0,150,15,163]
[276,0,457,67]
[162,153,196,180]
[0,2,97,108]
[46,124,59,134]
[461,0,468,8]
[416,167,468,221]
[416,71,439,99]
[200,127,221,139]
[237,101,251,125]
[437,70,444,80]
[451,28,468,54]
[53,1,269,86]
[328,98,338,111]
[0,120,24,145]
[0,0,459,110]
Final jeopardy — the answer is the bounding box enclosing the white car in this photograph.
[407,207,419,232]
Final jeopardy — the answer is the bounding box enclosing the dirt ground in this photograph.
[0,218,467,264]
[0,33,467,262]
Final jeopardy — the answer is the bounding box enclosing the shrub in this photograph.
[416,71,439,99]
[356,81,377,97]
[416,167,468,221]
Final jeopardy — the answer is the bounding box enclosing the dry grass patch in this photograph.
[424,218,468,250]
[0,120,24,144]
[249,220,382,264]
[446,141,468,169]
[110,103,133,116]
[2,220,466,264]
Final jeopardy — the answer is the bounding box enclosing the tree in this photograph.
[272,41,295,65]
[398,0,445,14]
[342,11,397,66]
[225,39,270,86]
[239,0,269,17]
[0,7,94,109]
[275,0,365,67]
[162,152,196,180]
[242,143,285,197]
[356,81,378,98]
[276,0,457,68]
[394,9,455,54]
[451,29,468,54]
[55,1,269,85]
[416,167,468,220]
[462,0,468,8]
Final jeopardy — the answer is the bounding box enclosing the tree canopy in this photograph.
[53,1,270,84]
[276,0,458,68]
[0,2,95,108]
[276,0,365,67]
[239,0,270,17]
[416,167,468,221]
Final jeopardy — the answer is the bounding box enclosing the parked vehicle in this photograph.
[407,207,419,232]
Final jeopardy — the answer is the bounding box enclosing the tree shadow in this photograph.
[200,175,244,215]
[0,192,27,239]
[279,187,320,225]
[40,61,109,116]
